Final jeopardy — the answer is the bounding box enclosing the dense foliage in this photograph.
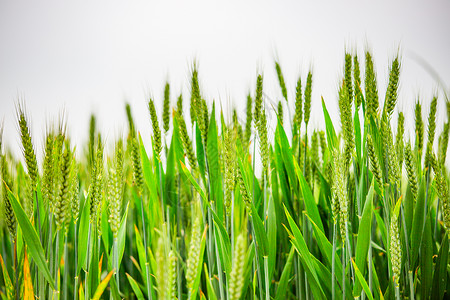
[0,51,449,299]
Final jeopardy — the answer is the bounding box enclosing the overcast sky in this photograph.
[1,0,449,159]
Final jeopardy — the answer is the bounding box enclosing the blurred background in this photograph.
[1,0,449,159]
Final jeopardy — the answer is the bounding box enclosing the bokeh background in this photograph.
[1,0,449,159]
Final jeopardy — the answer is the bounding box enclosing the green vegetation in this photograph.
[0,51,449,299]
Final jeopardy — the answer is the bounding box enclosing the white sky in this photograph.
[1,0,449,160]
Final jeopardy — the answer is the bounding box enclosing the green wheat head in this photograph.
[303,71,313,126]
[254,75,263,125]
[367,134,383,191]
[365,51,379,121]
[130,135,144,195]
[190,65,201,125]
[17,104,38,218]
[1,135,15,237]
[176,110,197,172]
[163,82,171,133]
[108,139,124,238]
[224,129,236,214]
[383,56,400,118]
[186,212,201,292]
[389,206,402,287]
[244,93,253,145]
[55,142,73,231]
[415,101,424,156]
[229,232,247,300]
[344,53,353,104]
[149,98,162,159]
[438,122,449,165]
[275,61,288,101]
[404,143,418,202]
[353,54,362,108]
[294,77,303,132]
[177,94,183,114]
[395,112,405,168]
[338,82,354,169]
[277,101,283,126]
[425,96,437,167]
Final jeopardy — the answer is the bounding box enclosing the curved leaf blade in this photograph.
[6,188,54,289]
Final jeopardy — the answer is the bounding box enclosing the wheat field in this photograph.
[0,51,449,299]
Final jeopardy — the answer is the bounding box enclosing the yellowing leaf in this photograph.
[23,248,34,300]
[0,254,14,300]
[92,269,114,300]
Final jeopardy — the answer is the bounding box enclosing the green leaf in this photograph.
[6,188,54,289]
[275,122,297,196]
[411,179,426,265]
[92,270,114,300]
[0,254,13,300]
[189,227,207,299]
[251,203,269,257]
[283,206,326,299]
[180,161,207,202]
[196,123,206,180]
[78,191,90,274]
[117,201,129,270]
[310,255,334,298]
[171,116,185,165]
[213,219,231,275]
[322,97,338,150]
[127,273,145,300]
[101,200,110,251]
[207,103,223,219]
[139,134,158,200]
[274,246,294,300]
[293,158,324,233]
[89,225,99,296]
[374,209,387,250]
[204,264,218,300]
[354,107,362,163]
[431,233,448,299]
[305,214,351,299]
[419,211,433,298]
[352,258,374,300]
[133,225,147,285]
[267,195,277,279]
[353,182,374,297]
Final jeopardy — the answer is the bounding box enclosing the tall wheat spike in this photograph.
[415,101,424,156]
[339,81,354,169]
[404,143,418,201]
[438,122,449,165]
[1,129,15,237]
[384,56,400,118]
[55,142,73,231]
[294,77,303,131]
[254,75,263,125]
[396,112,405,167]
[390,205,402,287]
[186,213,201,291]
[365,51,379,120]
[229,232,247,300]
[108,140,124,238]
[425,96,437,167]
[275,61,288,101]
[304,71,313,127]
[163,82,171,133]
[353,54,362,108]
[17,105,38,218]
[176,110,197,172]
[244,93,253,145]
[149,98,162,158]
[344,53,353,104]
